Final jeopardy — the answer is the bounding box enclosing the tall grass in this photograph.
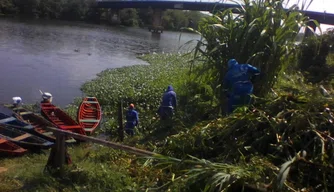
[189,0,318,101]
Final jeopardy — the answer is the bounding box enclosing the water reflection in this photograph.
[150,33,162,41]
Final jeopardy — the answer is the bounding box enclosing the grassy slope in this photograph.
[1,53,334,191]
[0,53,192,192]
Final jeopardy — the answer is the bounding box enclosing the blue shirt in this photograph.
[161,85,177,108]
[125,109,139,129]
[223,64,260,92]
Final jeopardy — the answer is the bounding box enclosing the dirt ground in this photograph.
[0,167,8,173]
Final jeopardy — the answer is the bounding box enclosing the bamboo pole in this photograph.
[118,99,124,142]
[45,126,156,157]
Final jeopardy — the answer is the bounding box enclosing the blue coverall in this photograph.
[125,108,139,136]
[223,59,260,114]
[158,85,177,120]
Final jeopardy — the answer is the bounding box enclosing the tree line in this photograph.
[0,0,207,30]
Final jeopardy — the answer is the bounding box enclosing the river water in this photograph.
[0,18,199,107]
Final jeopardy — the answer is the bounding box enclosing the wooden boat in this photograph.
[4,104,76,143]
[3,104,56,142]
[5,105,56,142]
[15,110,57,142]
[0,111,34,131]
[0,137,27,156]
[0,124,54,150]
[40,102,86,135]
[77,97,102,135]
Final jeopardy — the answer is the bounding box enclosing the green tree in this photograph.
[120,8,138,26]
[0,0,17,14]
[161,10,206,31]
[38,0,63,19]
[162,10,187,30]
[13,0,40,17]
[298,29,334,82]
[184,10,205,30]
[2,0,206,29]
[137,8,153,27]
[61,0,90,20]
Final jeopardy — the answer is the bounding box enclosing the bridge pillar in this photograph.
[108,9,121,25]
[149,9,164,34]
[305,21,317,37]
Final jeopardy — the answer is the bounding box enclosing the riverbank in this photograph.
[0,15,201,36]
[1,52,334,191]
[0,53,194,192]
[0,1,206,31]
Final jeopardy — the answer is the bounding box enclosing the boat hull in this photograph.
[4,105,76,143]
[77,97,102,135]
[0,110,34,132]
[0,137,27,156]
[6,106,56,142]
[40,103,86,135]
[0,124,54,150]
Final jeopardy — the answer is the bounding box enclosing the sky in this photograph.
[198,0,334,32]
[286,0,334,32]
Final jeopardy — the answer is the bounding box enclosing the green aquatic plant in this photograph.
[2,48,334,192]
[80,53,216,134]
[61,54,334,191]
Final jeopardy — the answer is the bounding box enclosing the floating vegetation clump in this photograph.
[80,53,214,135]
[81,53,191,108]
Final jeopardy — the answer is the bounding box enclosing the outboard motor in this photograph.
[42,92,53,103]
[12,96,22,107]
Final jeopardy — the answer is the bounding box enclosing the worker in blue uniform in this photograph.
[223,59,260,114]
[157,85,177,120]
[125,103,139,136]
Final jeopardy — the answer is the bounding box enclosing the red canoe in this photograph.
[40,103,86,135]
[0,137,27,156]
[77,97,102,135]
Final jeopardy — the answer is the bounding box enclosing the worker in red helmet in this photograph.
[125,103,139,136]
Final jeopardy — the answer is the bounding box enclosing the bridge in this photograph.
[97,0,334,33]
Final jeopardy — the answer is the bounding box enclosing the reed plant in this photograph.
[188,0,318,100]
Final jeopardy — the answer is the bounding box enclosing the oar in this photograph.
[39,90,44,95]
